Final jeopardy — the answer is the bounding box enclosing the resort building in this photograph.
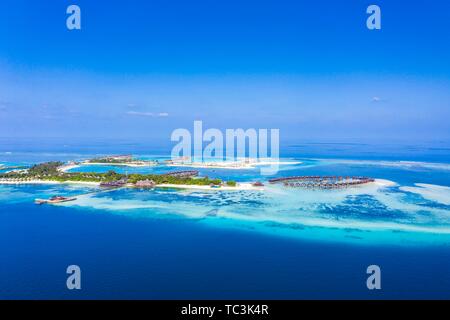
[135,179,156,188]
[268,176,375,189]
[100,178,128,188]
[109,155,133,161]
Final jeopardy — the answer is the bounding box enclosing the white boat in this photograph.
[35,196,77,205]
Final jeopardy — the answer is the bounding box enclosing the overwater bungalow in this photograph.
[269,175,374,189]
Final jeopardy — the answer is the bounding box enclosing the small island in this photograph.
[84,154,158,167]
[165,156,302,169]
[0,161,260,192]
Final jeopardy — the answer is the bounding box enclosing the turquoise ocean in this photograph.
[1,138,449,299]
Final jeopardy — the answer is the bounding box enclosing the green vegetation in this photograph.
[86,156,158,166]
[126,174,221,186]
[28,161,64,176]
[0,161,224,186]
[226,180,237,187]
[87,157,133,164]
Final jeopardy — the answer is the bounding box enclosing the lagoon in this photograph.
[1,140,450,299]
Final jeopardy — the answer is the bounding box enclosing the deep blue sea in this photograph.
[1,138,450,299]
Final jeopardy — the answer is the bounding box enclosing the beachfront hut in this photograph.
[100,178,127,188]
[135,179,156,188]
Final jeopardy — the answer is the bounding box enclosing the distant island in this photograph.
[165,156,302,169]
[85,154,158,167]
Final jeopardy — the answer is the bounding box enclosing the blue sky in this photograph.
[0,0,449,144]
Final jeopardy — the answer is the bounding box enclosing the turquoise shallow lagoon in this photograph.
[1,140,450,298]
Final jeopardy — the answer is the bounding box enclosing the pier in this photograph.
[163,170,199,178]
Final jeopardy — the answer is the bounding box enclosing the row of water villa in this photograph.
[269,176,375,189]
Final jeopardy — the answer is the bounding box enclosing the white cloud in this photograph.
[126,111,169,117]
[372,96,381,102]
[127,111,154,116]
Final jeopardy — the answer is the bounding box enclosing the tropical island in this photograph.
[0,156,390,200]
[0,161,258,191]
[165,156,302,169]
[84,154,158,167]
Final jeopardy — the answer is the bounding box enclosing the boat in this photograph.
[35,196,77,205]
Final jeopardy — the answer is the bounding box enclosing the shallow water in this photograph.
[1,141,450,298]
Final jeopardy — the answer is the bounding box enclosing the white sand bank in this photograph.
[400,183,450,205]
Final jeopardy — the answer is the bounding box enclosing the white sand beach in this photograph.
[156,182,264,191]
[57,164,81,172]
[0,179,100,186]
[82,161,157,167]
[0,179,262,191]
[372,179,398,187]
[0,178,393,191]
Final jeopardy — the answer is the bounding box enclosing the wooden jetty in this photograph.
[163,170,199,178]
